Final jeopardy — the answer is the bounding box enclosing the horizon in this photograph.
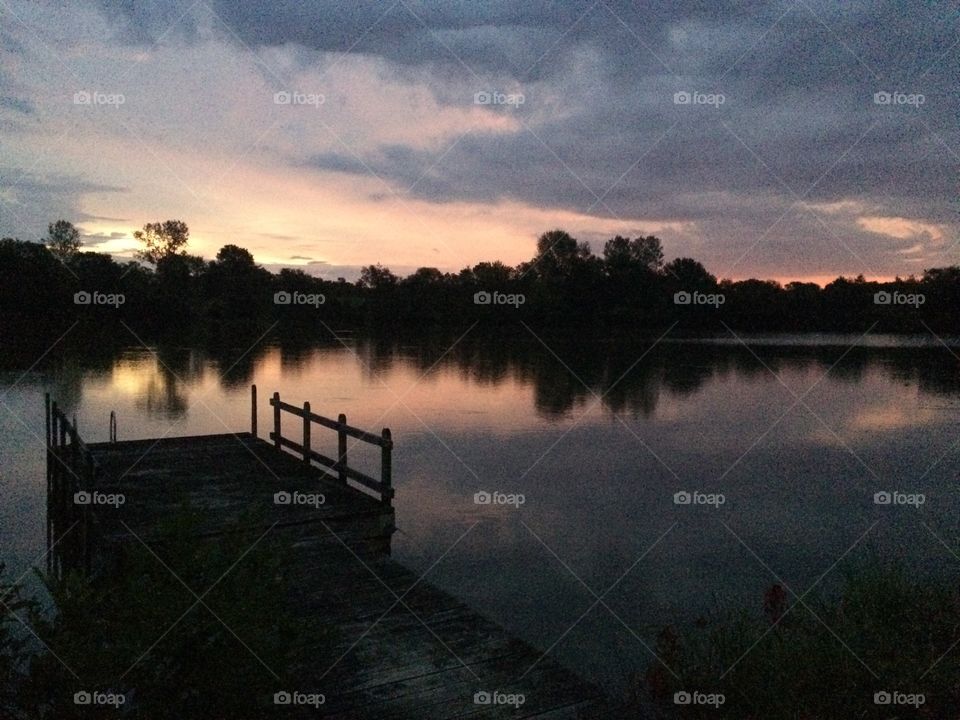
[4,231,943,288]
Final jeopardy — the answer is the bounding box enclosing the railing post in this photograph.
[273,392,281,450]
[302,401,311,463]
[84,453,94,574]
[338,414,348,484]
[70,424,79,475]
[51,401,59,452]
[381,428,392,505]
[251,384,257,438]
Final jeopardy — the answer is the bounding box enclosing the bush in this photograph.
[13,509,330,719]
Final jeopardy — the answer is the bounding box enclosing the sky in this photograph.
[0,0,957,283]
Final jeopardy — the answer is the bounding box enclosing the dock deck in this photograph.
[45,392,608,719]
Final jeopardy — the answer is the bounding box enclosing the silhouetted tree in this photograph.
[359,264,399,290]
[134,220,190,265]
[663,257,716,289]
[44,220,81,261]
[603,235,663,275]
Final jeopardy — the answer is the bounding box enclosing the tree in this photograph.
[663,257,716,289]
[359,264,399,290]
[44,220,81,261]
[215,244,256,269]
[603,235,663,276]
[134,220,189,265]
[530,229,594,284]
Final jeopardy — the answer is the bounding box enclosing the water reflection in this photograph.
[6,332,960,697]
[40,335,960,425]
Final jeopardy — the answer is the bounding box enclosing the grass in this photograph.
[2,508,331,719]
[638,561,960,718]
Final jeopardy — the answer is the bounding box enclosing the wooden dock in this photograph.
[44,387,608,719]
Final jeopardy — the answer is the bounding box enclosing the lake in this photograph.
[2,331,960,697]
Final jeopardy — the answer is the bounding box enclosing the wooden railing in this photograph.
[253,385,394,505]
[45,394,97,575]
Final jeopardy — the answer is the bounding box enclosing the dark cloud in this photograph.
[15,1,960,276]
[0,96,32,114]
[0,168,127,239]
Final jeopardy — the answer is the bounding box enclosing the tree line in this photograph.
[2,220,959,351]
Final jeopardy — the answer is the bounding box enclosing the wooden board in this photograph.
[70,433,609,719]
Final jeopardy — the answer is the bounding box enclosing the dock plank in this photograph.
[65,433,609,719]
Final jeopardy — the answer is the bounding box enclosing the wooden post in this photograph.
[302,401,311,463]
[51,401,58,451]
[250,384,257,438]
[83,453,94,574]
[338,414,348,484]
[381,428,392,505]
[69,423,80,494]
[273,392,281,449]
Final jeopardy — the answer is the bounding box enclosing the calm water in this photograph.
[2,333,960,695]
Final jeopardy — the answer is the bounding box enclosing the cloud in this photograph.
[1,0,957,281]
[857,216,946,243]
